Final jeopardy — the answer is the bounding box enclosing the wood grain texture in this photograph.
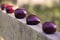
[0,11,60,40]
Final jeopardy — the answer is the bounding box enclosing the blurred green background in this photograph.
[22,4,60,31]
[21,4,60,31]
[0,0,60,31]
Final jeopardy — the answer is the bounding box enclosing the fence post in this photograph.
[0,10,60,40]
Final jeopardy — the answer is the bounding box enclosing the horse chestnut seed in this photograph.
[26,14,40,25]
[1,3,8,10]
[42,22,57,34]
[6,5,15,13]
[14,8,27,19]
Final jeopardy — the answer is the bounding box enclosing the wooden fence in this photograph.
[0,9,60,40]
[0,0,60,40]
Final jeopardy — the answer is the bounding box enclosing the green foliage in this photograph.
[21,4,30,14]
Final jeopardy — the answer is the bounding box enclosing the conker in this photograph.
[14,8,27,19]
[42,22,57,34]
[1,3,8,10]
[6,5,15,13]
[26,14,40,25]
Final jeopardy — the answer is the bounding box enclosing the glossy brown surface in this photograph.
[6,6,15,13]
[26,14,40,25]
[42,22,57,34]
[1,3,8,10]
[14,8,27,19]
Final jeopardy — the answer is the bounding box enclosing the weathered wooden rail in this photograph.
[0,10,60,40]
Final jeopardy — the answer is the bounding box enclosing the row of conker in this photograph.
[0,3,57,34]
